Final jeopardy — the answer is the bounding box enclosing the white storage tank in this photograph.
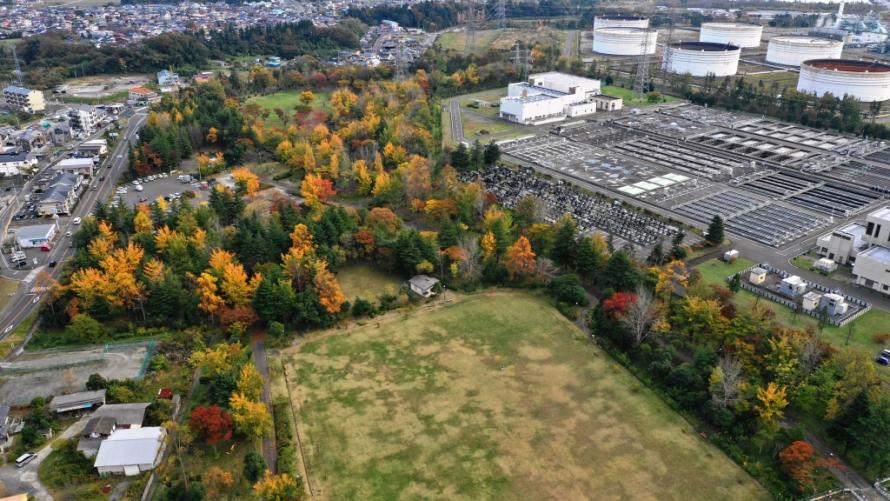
[593,15,649,30]
[593,27,658,55]
[699,22,763,48]
[663,42,741,77]
[798,59,890,102]
[766,36,844,67]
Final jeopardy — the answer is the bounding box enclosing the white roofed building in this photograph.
[94,427,165,476]
[499,72,603,125]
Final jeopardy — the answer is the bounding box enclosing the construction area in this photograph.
[494,102,889,249]
[0,342,153,404]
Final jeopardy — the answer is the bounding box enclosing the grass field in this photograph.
[438,27,564,55]
[281,291,768,500]
[336,263,403,302]
[245,91,329,128]
[695,259,890,354]
[601,85,679,107]
[0,276,18,312]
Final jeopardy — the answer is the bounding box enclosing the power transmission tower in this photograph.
[394,37,406,81]
[466,0,477,54]
[633,29,651,96]
[496,0,507,31]
[12,45,23,86]
[660,20,675,86]
[513,41,529,81]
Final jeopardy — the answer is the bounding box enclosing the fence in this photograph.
[729,263,872,328]
[808,487,868,501]
[104,339,157,379]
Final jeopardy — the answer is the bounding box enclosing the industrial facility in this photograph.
[662,42,741,77]
[593,27,657,56]
[499,72,606,125]
[699,22,763,48]
[797,59,890,102]
[766,36,844,67]
[593,15,649,30]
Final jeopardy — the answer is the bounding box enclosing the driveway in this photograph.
[0,413,91,500]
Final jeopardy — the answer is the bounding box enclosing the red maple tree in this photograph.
[189,405,234,445]
[602,292,638,320]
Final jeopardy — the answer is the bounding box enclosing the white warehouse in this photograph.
[499,72,601,125]
[852,207,890,295]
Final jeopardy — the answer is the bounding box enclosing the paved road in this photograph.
[448,98,464,145]
[0,110,148,351]
[563,30,577,59]
[0,413,91,500]
[251,333,277,473]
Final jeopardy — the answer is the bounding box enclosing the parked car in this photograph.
[876,355,889,366]
[49,261,57,268]
[73,217,81,225]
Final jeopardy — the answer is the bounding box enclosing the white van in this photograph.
[15,452,36,467]
[72,217,82,225]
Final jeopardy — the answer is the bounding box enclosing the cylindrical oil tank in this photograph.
[593,15,649,30]
[798,59,890,102]
[766,36,844,66]
[663,42,741,77]
[593,27,658,55]
[699,22,763,48]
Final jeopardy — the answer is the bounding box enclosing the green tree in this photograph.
[243,451,268,483]
[602,251,638,292]
[451,143,469,171]
[65,313,105,344]
[550,215,577,269]
[706,215,725,245]
[483,141,500,165]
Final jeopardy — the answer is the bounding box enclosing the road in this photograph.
[563,30,577,59]
[448,98,465,144]
[0,413,92,500]
[0,109,148,350]
[251,332,277,473]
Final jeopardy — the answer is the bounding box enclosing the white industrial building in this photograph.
[662,42,741,77]
[94,427,166,476]
[797,59,890,102]
[766,36,844,67]
[699,22,763,48]
[817,221,868,265]
[852,207,890,295]
[593,27,657,56]
[499,72,603,125]
[593,15,649,30]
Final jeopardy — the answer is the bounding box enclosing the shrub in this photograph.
[267,321,286,338]
[874,332,890,345]
[243,451,267,483]
[351,298,374,318]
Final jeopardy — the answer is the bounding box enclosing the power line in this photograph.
[12,45,23,87]
[496,0,506,31]
[466,0,477,54]
[633,29,651,96]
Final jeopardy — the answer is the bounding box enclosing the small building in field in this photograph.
[749,267,767,285]
[408,275,440,298]
[802,291,822,312]
[778,275,807,298]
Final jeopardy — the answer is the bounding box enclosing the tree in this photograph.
[505,236,536,280]
[778,441,836,494]
[550,215,577,268]
[300,173,336,212]
[313,261,345,314]
[64,313,105,345]
[709,356,744,409]
[86,373,107,391]
[189,405,234,445]
[243,452,268,483]
[202,466,235,499]
[236,363,264,401]
[229,393,272,439]
[189,342,244,376]
[602,251,638,292]
[619,285,658,345]
[253,470,300,501]
[451,143,469,171]
[755,382,788,430]
[706,215,725,245]
[483,141,500,165]
[232,167,261,196]
[728,273,741,293]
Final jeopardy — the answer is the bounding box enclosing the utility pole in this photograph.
[12,45,23,86]
[496,0,506,31]
[466,0,477,54]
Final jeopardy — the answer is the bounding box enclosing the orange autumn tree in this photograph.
[231,167,260,196]
[505,236,537,279]
[778,440,838,493]
[313,261,345,314]
[300,173,336,213]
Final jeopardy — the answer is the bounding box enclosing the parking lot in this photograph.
[115,173,208,207]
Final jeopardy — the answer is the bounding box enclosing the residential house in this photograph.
[192,71,215,85]
[37,172,82,216]
[3,86,46,114]
[78,138,108,156]
[0,152,37,176]
[94,427,166,476]
[77,416,116,457]
[50,122,72,146]
[93,402,149,429]
[16,128,48,152]
[157,69,179,91]
[128,86,159,105]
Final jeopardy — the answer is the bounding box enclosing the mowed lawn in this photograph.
[245,91,329,127]
[336,263,403,302]
[282,291,768,500]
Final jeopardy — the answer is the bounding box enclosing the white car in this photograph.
[65,231,72,237]
[32,296,40,304]
[72,217,81,225]
[132,180,140,186]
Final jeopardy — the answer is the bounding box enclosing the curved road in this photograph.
[0,109,148,351]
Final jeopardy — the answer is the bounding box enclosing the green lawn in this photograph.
[336,263,403,303]
[245,91,329,128]
[601,85,679,107]
[282,291,768,500]
[438,30,501,53]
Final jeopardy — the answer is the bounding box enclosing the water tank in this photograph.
[663,42,741,77]
[593,15,649,30]
[699,22,763,48]
[593,28,658,55]
[766,36,844,66]
[798,59,890,102]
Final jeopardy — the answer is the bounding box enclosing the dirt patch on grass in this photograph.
[281,291,768,500]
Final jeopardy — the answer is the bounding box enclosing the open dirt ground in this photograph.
[280,291,768,501]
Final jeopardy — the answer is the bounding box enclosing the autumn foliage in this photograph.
[602,292,638,320]
[189,405,233,445]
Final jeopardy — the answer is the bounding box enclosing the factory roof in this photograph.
[869,206,890,219]
[94,427,164,468]
[596,15,646,20]
[529,72,599,89]
[859,245,890,266]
